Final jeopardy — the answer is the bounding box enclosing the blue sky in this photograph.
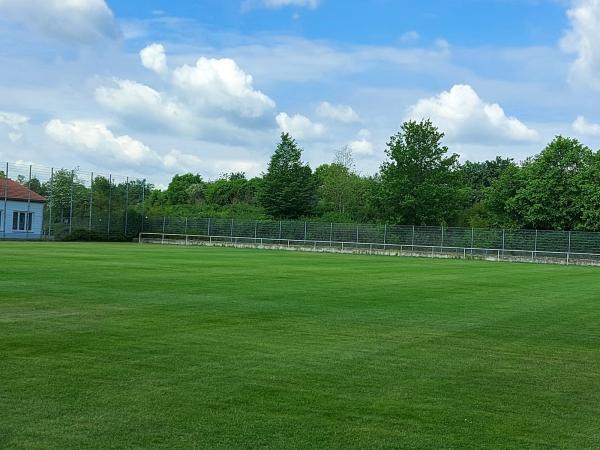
[0,0,599,184]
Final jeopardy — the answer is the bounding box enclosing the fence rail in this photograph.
[139,218,600,266]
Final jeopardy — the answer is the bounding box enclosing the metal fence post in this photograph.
[567,231,572,265]
[124,177,129,236]
[89,172,93,232]
[440,225,444,252]
[330,222,333,246]
[141,179,145,233]
[356,224,359,245]
[48,167,53,239]
[185,217,188,235]
[231,218,234,241]
[279,220,282,240]
[26,165,31,240]
[254,220,258,243]
[207,217,211,236]
[502,229,505,256]
[534,229,538,259]
[107,174,112,238]
[470,228,474,256]
[412,225,415,251]
[2,163,7,239]
[162,216,166,234]
[69,170,74,234]
[383,224,387,247]
[304,221,307,241]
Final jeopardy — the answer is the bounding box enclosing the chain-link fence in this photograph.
[4,160,600,265]
[140,217,600,265]
[1,161,147,241]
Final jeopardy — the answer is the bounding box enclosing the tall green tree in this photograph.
[379,119,466,225]
[260,133,317,219]
[513,136,591,230]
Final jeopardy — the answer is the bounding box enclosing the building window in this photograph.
[12,211,33,231]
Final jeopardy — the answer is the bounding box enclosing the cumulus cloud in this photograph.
[406,84,539,144]
[45,119,161,166]
[316,102,360,123]
[95,79,194,132]
[140,43,168,76]
[172,57,275,118]
[573,115,600,135]
[0,111,29,142]
[348,129,374,156]
[0,0,120,43]
[276,112,325,139]
[44,119,211,173]
[561,0,600,90]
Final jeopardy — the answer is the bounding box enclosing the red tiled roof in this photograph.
[1,179,46,203]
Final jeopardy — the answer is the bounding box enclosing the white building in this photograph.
[1,179,46,240]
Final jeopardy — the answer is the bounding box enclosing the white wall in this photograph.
[0,200,45,239]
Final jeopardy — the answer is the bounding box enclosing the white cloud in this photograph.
[95,79,194,133]
[0,111,29,142]
[172,57,275,118]
[44,119,213,174]
[0,0,120,43]
[348,129,374,156]
[316,102,360,123]
[406,84,539,144]
[573,115,600,135]
[45,119,161,166]
[140,43,168,76]
[276,112,325,139]
[561,0,600,90]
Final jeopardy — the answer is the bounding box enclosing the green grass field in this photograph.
[1,242,600,449]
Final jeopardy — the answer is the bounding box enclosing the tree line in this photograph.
[5,119,600,233]
[150,119,600,232]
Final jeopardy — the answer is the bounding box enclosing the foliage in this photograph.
[259,133,317,219]
[378,119,467,225]
[166,173,204,205]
